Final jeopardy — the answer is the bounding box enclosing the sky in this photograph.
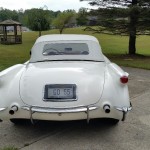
[0,0,93,12]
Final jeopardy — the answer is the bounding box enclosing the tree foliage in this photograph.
[76,8,88,26]
[52,10,76,34]
[81,0,150,7]
[0,8,19,21]
[0,7,60,32]
[24,9,51,36]
[81,0,150,54]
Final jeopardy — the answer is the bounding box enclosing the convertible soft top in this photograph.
[35,34,99,44]
[30,34,104,62]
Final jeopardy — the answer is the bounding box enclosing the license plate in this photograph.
[44,84,76,101]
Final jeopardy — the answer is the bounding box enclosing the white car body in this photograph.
[0,34,132,124]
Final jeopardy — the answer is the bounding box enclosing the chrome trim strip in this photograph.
[0,108,7,112]
[22,105,99,113]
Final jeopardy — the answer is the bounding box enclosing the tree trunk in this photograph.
[129,33,136,54]
[128,10,137,55]
[39,30,41,37]
[129,17,137,55]
[59,27,64,34]
[129,23,136,54]
[128,0,138,55]
[38,21,42,37]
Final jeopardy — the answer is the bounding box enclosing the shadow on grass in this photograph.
[106,54,150,70]
[107,53,150,58]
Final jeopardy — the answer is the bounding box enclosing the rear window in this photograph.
[42,43,89,56]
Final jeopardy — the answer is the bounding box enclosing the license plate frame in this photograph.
[43,84,76,102]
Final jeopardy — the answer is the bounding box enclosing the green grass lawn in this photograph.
[0,146,18,150]
[0,27,150,71]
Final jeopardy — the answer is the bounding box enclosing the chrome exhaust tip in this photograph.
[9,106,18,115]
[103,105,110,113]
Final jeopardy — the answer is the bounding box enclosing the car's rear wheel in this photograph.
[108,119,119,125]
[10,119,30,125]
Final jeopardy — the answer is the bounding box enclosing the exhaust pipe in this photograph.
[9,106,18,115]
[103,105,110,113]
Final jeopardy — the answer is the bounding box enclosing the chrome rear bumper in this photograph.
[21,103,132,124]
[22,105,99,124]
[22,105,98,113]
[0,103,132,123]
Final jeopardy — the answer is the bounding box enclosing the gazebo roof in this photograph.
[0,19,22,25]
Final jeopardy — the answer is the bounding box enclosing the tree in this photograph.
[77,8,88,26]
[24,9,51,36]
[52,10,76,34]
[0,8,19,21]
[0,7,61,36]
[80,0,150,55]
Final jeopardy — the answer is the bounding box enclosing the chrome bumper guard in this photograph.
[115,102,132,121]
[0,107,7,112]
[0,108,7,122]
[22,105,99,124]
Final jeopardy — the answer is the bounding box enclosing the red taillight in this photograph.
[120,76,128,84]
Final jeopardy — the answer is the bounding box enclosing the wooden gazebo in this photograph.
[0,19,22,44]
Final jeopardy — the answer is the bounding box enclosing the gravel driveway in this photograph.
[0,67,150,150]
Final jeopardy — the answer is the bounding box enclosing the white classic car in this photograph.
[0,34,132,125]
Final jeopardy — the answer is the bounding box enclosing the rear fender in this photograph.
[100,63,130,108]
[0,64,25,85]
[108,63,129,77]
[0,64,25,108]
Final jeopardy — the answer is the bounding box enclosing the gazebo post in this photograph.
[14,25,17,43]
[4,26,7,41]
[20,25,22,43]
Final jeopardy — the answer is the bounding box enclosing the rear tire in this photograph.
[10,119,30,125]
[109,119,119,125]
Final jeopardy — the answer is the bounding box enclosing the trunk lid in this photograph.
[20,61,105,107]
